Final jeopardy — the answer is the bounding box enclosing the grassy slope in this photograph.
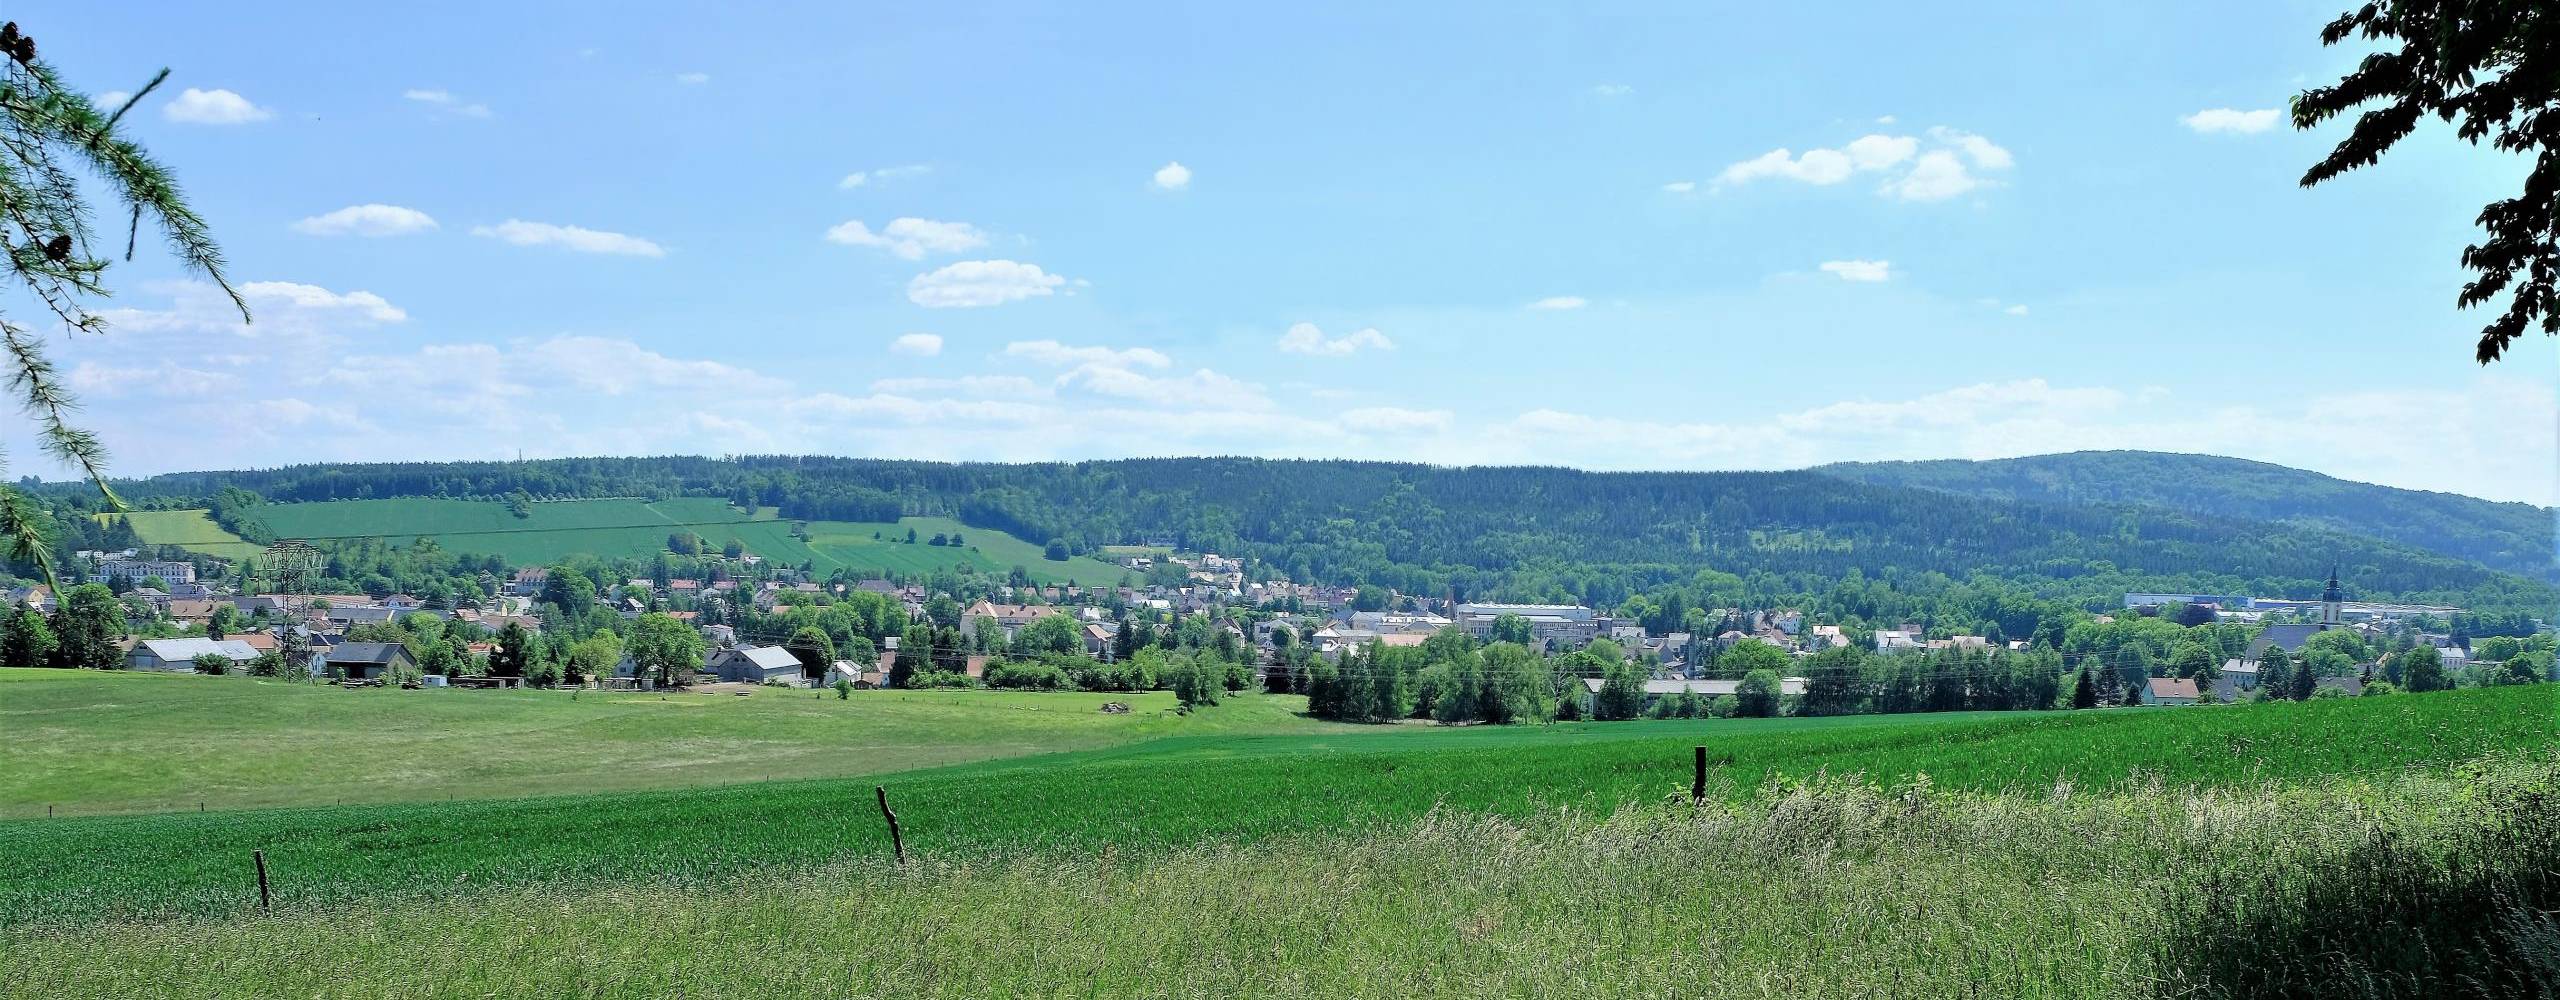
[94,509,262,561]
[0,668,1343,816]
[803,514,1129,586]
[116,498,1126,582]
[2,683,2547,928]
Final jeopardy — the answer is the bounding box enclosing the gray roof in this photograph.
[722,645,802,671]
[324,642,409,666]
[138,637,258,662]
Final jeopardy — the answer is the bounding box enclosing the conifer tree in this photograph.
[0,26,245,589]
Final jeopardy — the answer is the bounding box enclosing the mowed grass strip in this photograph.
[1,684,2546,927]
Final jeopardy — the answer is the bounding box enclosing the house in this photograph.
[707,645,805,685]
[1873,629,1921,653]
[963,601,1051,639]
[506,567,550,597]
[1083,622,1118,660]
[128,637,259,672]
[313,642,416,681]
[2141,677,2201,706]
[2243,624,2326,664]
[2219,659,2259,690]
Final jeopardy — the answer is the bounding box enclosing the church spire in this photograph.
[2320,564,2343,628]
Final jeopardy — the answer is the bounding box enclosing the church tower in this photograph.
[2319,565,2343,629]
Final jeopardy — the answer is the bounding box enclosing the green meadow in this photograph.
[110,498,1130,582]
[801,514,1130,585]
[3,670,2551,998]
[0,668,1339,816]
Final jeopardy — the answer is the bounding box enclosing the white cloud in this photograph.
[2181,107,2282,134]
[1928,127,2013,170]
[1844,134,1918,170]
[470,219,666,257]
[1818,259,1892,282]
[1056,364,1270,410]
[675,72,711,85]
[1528,296,1588,310]
[1874,115,1897,125]
[237,281,408,323]
[1717,147,1856,187]
[2004,304,2030,316]
[1276,322,1394,357]
[907,260,1067,308]
[889,333,943,357]
[839,164,931,189]
[825,218,989,259]
[1341,407,1453,433]
[292,204,439,238]
[94,91,132,113]
[69,361,241,399]
[1881,150,1980,201]
[1001,340,1171,369]
[163,88,270,125]
[869,375,1045,397]
[1717,127,2012,201]
[1152,161,1192,191]
[1590,84,1632,97]
[403,88,491,118]
[1661,180,1697,193]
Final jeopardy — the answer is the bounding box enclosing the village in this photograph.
[53,541,2537,718]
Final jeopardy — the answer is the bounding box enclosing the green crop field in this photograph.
[802,514,1130,585]
[2,682,2553,997]
[112,498,1130,582]
[91,509,264,561]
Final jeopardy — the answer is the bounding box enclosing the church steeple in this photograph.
[2320,564,2343,628]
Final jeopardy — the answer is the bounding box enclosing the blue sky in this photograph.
[17,1,2557,504]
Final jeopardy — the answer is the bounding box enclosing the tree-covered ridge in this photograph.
[40,453,2556,615]
[1818,450,2556,583]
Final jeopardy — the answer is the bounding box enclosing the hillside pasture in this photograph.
[801,515,1129,585]
[94,509,262,561]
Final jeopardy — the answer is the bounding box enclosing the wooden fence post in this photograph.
[253,850,271,911]
[1692,745,1708,805]
[875,785,906,865]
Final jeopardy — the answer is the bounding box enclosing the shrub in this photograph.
[986,660,1072,691]
[192,653,233,675]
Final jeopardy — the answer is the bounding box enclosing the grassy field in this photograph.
[12,757,2552,999]
[803,514,1130,585]
[1,683,2552,997]
[0,668,1343,816]
[111,498,1129,582]
[1,682,2547,932]
[92,509,264,561]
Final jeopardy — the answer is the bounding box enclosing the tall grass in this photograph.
[7,756,2552,999]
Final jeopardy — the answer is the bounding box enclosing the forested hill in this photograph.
[1816,451,2555,583]
[56,454,2554,615]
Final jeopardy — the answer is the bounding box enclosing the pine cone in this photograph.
[0,24,19,47]
[43,235,70,262]
[9,37,29,63]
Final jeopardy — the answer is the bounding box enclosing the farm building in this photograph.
[127,637,260,672]
[313,642,417,681]
[708,645,805,685]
